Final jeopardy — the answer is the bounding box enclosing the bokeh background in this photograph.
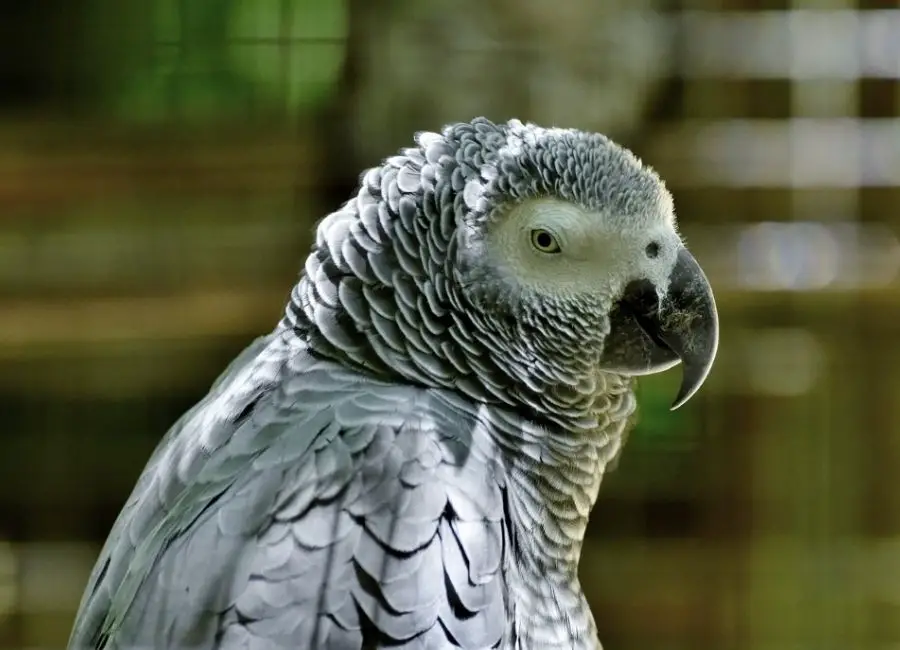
[0,0,898,648]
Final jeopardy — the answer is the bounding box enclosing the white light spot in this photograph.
[689,119,900,188]
[683,221,900,293]
[737,222,840,291]
[680,10,900,79]
[744,328,824,397]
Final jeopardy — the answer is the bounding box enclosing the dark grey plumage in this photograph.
[67,117,718,650]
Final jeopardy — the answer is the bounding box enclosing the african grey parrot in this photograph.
[68,117,718,650]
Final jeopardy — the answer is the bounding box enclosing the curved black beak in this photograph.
[601,247,719,409]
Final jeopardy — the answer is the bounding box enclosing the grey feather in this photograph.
[68,117,718,650]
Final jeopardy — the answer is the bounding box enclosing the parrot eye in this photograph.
[530,229,561,254]
[645,241,660,258]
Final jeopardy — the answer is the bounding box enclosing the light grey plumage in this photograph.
[68,117,718,650]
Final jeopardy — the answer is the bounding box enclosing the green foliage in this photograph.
[91,0,347,124]
[228,0,348,116]
[604,373,703,494]
[631,373,699,453]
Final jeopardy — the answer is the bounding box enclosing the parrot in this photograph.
[67,117,719,650]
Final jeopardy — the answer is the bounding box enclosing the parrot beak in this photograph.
[600,247,719,410]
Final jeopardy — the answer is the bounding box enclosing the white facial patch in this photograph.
[484,197,682,303]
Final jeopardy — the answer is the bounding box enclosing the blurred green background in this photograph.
[1,0,899,648]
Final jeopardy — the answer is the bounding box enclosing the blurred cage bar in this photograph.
[0,0,899,648]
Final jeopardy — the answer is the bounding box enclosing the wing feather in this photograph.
[68,342,508,650]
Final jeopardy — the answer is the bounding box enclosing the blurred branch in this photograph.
[0,121,314,210]
[0,287,896,353]
[0,287,286,398]
[0,288,284,353]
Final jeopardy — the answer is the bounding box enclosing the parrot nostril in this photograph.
[645,242,660,258]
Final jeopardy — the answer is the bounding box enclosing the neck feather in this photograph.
[488,380,636,648]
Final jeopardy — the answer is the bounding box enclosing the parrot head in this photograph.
[446,118,719,410]
[294,117,718,421]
